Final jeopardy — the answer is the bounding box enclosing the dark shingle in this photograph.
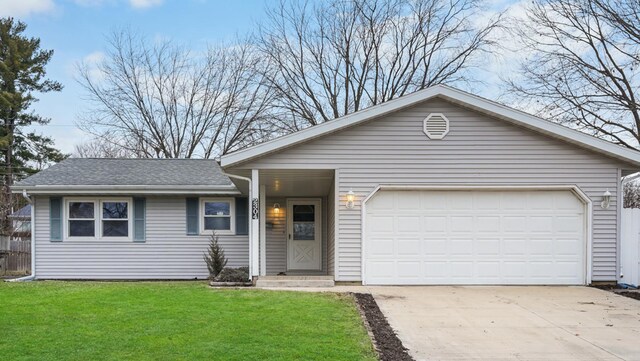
[15,158,234,187]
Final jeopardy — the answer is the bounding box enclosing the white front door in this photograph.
[287,199,322,271]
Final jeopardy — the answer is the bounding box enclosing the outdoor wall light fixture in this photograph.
[273,203,281,214]
[346,189,356,209]
[601,189,611,209]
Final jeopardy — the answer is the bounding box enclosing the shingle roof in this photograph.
[9,204,31,218]
[15,158,234,187]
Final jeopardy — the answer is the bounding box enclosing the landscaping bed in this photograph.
[354,293,414,361]
[592,284,640,301]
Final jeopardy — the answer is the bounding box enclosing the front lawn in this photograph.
[0,282,376,361]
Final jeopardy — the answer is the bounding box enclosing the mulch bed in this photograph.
[354,293,414,361]
[591,285,640,301]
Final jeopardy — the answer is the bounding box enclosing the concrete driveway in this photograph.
[368,286,640,361]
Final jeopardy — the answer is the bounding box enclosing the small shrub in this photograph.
[215,267,249,282]
[203,233,228,280]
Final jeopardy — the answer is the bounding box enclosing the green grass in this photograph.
[0,282,376,361]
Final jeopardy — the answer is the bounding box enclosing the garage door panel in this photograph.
[476,262,501,279]
[529,216,553,233]
[555,216,583,233]
[368,215,394,232]
[503,216,528,233]
[397,216,420,231]
[365,190,586,285]
[424,240,447,255]
[425,216,447,231]
[397,238,421,255]
[450,239,473,255]
[368,238,394,255]
[476,239,500,255]
[450,216,473,232]
[474,192,501,210]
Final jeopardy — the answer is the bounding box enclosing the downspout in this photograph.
[222,172,253,281]
[6,190,36,282]
[619,172,640,281]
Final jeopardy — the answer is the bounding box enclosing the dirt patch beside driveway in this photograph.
[354,293,413,361]
[369,286,640,361]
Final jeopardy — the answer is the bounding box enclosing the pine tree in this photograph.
[203,233,228,280]
[0,17,66,234]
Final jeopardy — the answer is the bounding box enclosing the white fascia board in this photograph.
[221,84,640,168]
[13,184,240,195]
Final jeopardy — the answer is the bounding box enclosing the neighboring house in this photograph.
[13,85,640,285]
[9,204,31,241]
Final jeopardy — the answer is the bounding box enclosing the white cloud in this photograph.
[72,0,108,6]
[0,0,55,17]
[77,50,106,81]
[129,0,163,9]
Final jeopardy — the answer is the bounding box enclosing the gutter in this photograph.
[12,184,239,195]
[6,190,36,282]
[222,172,253,281]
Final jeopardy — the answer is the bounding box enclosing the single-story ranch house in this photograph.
[13,85,640,285]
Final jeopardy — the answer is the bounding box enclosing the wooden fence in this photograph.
[0,239,31,276]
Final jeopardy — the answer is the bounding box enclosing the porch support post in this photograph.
[260,185,266,276]
[250,169,260,277]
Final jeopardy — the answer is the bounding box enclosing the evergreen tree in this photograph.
[0,17,66,234]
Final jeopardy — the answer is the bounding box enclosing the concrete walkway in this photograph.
[368,286,640,361]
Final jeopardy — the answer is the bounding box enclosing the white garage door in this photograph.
[364,190,586,285]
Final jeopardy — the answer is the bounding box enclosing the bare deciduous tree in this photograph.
[77,31,273,158]
[256,0,502,131]
[73,137,137,158]
[625,182,640,208]
[505,0,640,148]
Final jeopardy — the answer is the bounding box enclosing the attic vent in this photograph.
[423,113,450,140]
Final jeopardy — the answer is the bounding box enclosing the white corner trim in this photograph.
[221,84,640,168]
[360,184,593,285]
[333,169,340,281]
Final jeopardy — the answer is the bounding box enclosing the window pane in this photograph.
[204,217,231,230]
[293,205,315,222]
[293,222,315,240]
[204,202,230,216]
[103,220,129,237]
[69,202,94,219]
[69,220,95,237]
[103,202,128,219]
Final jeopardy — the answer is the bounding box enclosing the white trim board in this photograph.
[221,84,640,168]
[359,184,593,285]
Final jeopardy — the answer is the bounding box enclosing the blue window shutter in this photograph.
[186,197,199,235]
[235,197,248,235]
[50,197,62,242]
[133,197,146,242]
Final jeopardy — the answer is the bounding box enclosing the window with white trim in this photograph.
[68,201,96,237]
[201,198,235,235]
[65,198,132,240]
[101,201,129,237]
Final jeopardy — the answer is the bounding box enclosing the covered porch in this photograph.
[227,169,337,283]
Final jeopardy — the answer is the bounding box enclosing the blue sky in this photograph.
[1,0,517,154]
[1,0,269,153]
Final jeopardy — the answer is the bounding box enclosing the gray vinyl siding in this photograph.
[33,196,249,279]
[264,197,329,275]
[234,97,634,282]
